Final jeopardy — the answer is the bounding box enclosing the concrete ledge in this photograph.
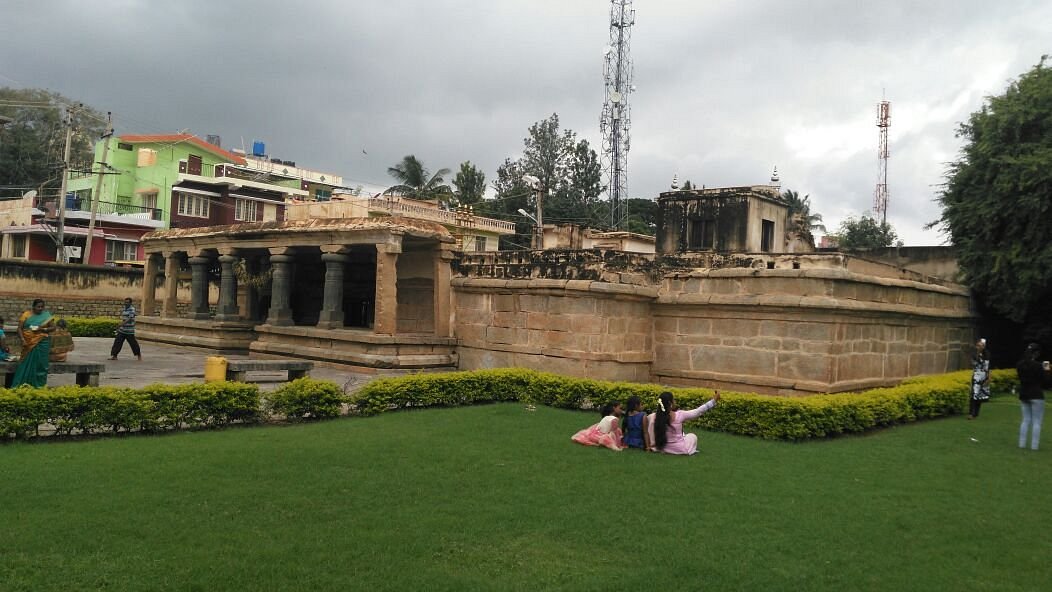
[249,341,457,369]
[455,340,652,364]
[256,325,458,346]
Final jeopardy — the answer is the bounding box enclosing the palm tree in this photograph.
[385,155,453,203]
[781,189,826,235]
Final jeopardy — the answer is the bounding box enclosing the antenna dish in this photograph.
[610,91,622,104]
[603,45,613,56]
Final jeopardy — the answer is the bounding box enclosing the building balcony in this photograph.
[36,197,166,229]
[177,160,309,198]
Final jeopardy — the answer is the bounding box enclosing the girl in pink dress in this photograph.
[647,391,720,455]
[571,402,625,451]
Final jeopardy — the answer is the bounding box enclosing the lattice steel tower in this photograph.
[874,100,890,223]
[600,0,635,229]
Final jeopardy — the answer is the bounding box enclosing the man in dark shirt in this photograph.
[109,298,142,361]
[1015,343,1049,450]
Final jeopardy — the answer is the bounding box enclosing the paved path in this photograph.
[44,337,391,392]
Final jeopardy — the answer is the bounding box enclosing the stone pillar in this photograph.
[162,252,180,317]
[373,243,400,335]
[215,253,240,321]
[317,249,349,329]
[433,247,454,337]
[266,249,295,326]
[142,253,160,316]
[188,255,212,320]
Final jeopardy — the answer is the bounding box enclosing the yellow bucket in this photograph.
[204,356,228,382]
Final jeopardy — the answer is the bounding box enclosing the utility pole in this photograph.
[82,112,113,265]
[54,103,79,263]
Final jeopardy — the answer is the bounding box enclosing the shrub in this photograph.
[0,382,262,440]
[350,368,1007,440]
[266,378,345,420]
[64,317,120,337]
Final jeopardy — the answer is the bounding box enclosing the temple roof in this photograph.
[143,217,454,243]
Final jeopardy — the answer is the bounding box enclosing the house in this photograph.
[33,133,345,264]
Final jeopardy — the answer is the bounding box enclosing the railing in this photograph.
[37,197,164,221]
[365,197,517,234]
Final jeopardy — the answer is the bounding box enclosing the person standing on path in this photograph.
[109,298,142,361]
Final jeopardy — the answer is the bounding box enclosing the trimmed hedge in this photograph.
[63,317,120,337]
[267,378,345,420]
[350,368,1022,441]
[0,378,346,440]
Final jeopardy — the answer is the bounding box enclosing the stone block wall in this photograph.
[397,277,435,333]
[453,278,654,383]
[652,268,973,394]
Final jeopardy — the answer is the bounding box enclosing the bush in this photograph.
[350,368,1022,441]
[0,382,262,439]
[266,378,345,420]
[63,317,120,337]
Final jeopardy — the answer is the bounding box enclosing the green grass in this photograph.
[1,396,1048,591]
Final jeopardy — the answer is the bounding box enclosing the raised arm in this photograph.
[677,391,720,422]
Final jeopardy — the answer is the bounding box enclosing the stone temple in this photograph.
[134,184,972,395]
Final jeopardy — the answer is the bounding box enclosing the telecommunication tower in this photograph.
[874,100,890,223]
[600,0,635,229]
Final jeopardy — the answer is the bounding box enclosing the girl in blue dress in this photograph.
[622,395,648,450]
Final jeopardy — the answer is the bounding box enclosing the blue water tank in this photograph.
[252,141,265,157]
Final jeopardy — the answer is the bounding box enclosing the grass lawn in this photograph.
[1,395,1048,591]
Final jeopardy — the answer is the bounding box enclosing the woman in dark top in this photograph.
[1016,343,1049,451]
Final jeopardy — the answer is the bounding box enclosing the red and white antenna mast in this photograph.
[874,99,890,223]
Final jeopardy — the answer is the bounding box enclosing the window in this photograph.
[315,188,332,202]
[474,236,487,252]
[235,198,258,221]
[177,193,210,218]
[105,240,137,262]
[11,235,27,258]
[689,219,715,249]
[761,219,775,252]
[118,142,133,151]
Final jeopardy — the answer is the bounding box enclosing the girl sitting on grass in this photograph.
[571,401,625,451]
[647,390,720,455]
[621,395,648,450]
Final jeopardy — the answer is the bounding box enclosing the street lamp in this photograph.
[521,175,543,249]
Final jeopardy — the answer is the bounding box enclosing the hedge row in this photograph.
[62,317,120,337]
[0,378,344,440]
[350,368,1021,440]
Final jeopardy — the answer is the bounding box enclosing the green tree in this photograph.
[451,161,486,206]
[932,57,1052,338]
[0,88,106,198]
[622,197,659,236]
[680,180,694,190]
[831,215,898,249]
[781,189,826,236]
[385,155,452,203]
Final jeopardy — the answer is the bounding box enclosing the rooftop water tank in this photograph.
[252,141,265,157]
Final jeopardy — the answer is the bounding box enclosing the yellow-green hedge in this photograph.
[350,368,1021,440]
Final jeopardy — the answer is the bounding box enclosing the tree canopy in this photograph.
[831,214,898,249]
[933,57,1052,339]
[0,88,106,200]
[484,114,605,248]
[781,189,826,237]
[385,155,452,203]
[451,161,486,206]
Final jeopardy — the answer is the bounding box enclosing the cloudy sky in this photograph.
[2,0,1050,244]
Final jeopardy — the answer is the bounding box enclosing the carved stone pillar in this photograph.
[373,243,400,335]
[318,250,349,329]
[188,256,212,320]
[142,253,160,316]
[266,250,295,326]
[162,252,180,317]
[215,254,240,321]
[433,247,454,337]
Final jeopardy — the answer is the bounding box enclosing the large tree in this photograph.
[451,161,486,206]
[781,189,826,238]
[0,88,106,198]
[486,113,606,248]
[932,57,1052,341]
[385,155,452,203]
[831,214,898,249]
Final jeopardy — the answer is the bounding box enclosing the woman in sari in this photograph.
[11,299,56,388]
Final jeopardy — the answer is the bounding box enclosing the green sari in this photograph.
[11,310,53,388]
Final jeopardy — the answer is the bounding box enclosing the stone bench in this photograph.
[225,360,313,383]
[1,362,106,388]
